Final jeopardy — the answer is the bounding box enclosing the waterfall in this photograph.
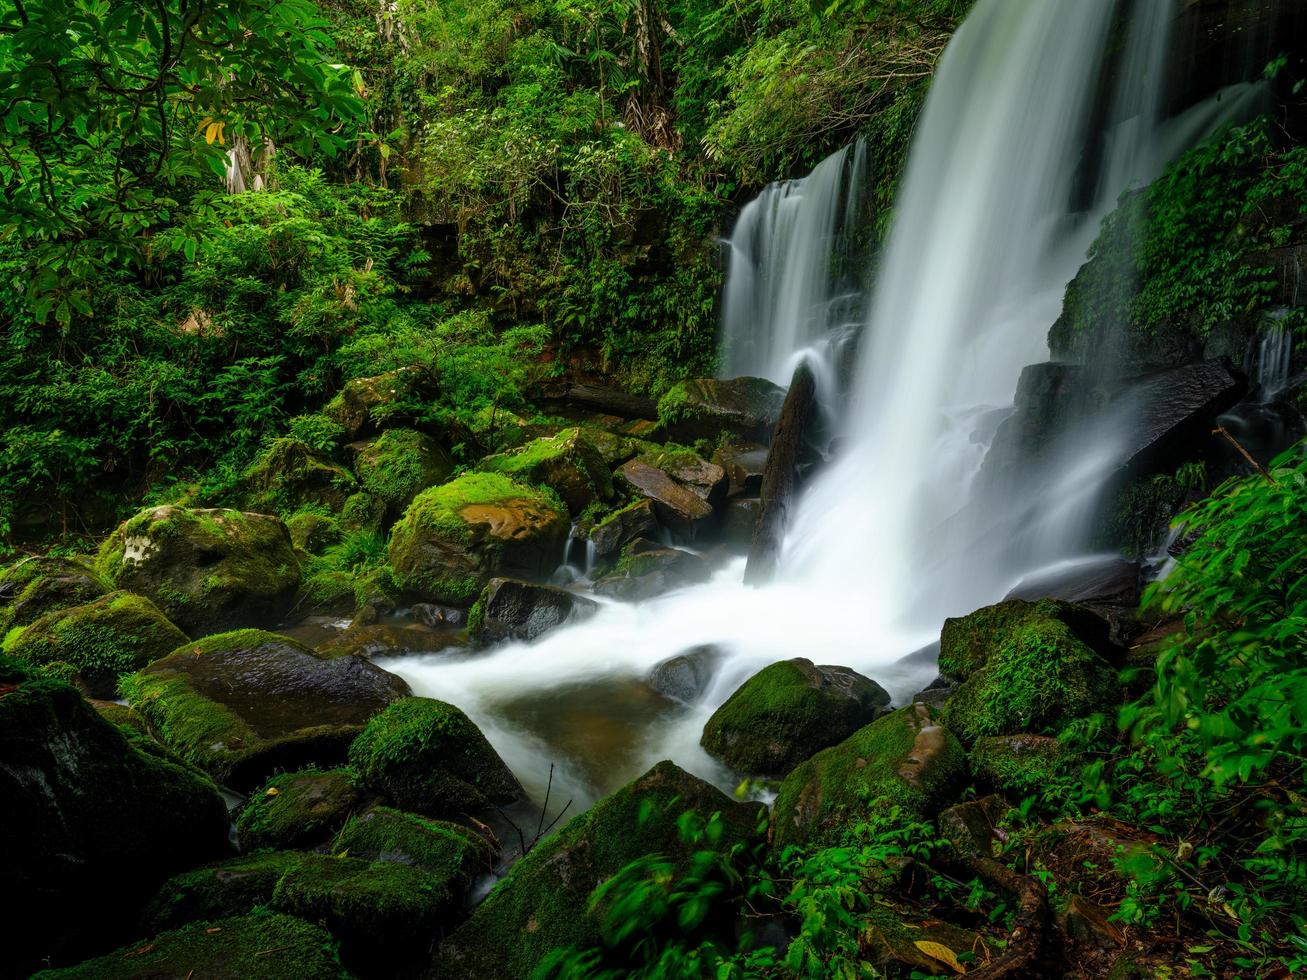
[717,141,867,386]
[388,0,1265,809]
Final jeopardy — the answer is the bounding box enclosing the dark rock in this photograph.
[638,448,727,505]
[712,442,769,498]
[235,768,364,852]
[700,658,891,777]
[722,497,763,549]
[1005,557,1142,608]
[938,794,1006,857]
[1060,894,1125,949]
[588,498,659,561]
[647,645,724,704]
[471,577,598,643]
[318,623,468,659]
[616,459,715,538]
[592,540,710,600]
[910,673,959,708]
[658,376,787,444]
[547,383,660,421]
[411,603,467,628]
[0,556,110,633]
[121,629,410,790]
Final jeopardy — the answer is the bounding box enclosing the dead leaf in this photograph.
[915,940,965,974]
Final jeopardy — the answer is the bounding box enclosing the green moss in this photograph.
[941,619,1117,744]
[970,735,1068,796]
[3,591,187,698]
[474,428,613,514]
[347,697,521,817]
[335,805,491,881]
[355,428,456,517]
[0,556,110,633]
[772,705,967,849]
[144,851,309,933]
[235,768,363,851]
[938,598,1104,680]
[466,598,485,635]
[1096,474,1187,559]
[399,472,561,543]
[33,913,347,979]
[243,438,358,515]
[287,509,342,554]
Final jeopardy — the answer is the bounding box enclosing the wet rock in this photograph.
[33,913,343,980]
[325,366,434,441]
[546,383,660,421]
[411,602,467,628]
[701,659,891,777]
[336,805,493,880]
[121,629,410,790]
[348,697,522,818]
[721,497,763,549]
[1113,360,1249,475]
[470,577,598,643]
[573,426,650,466]
[970,734,1067,795]
[647,645,723,704]
[2,591,187,698]
[1,659,230,974]
[588,498,659,561]
[772,704,966,848]
[712,442,769,498]
[355,428,456,518]
[657,376,787,444]
[433,761,765,979]
[235,767,364,852]
[591,539,710,600]
[938,794,1007,857]
[0,555,110,633]
[860,905,989,976]
[318,623,467,659]
[911,673,959,709]
[616,459,715,538]
[388,473,569,605]
[476,427,615,515]
[638,447,727,504]
[241,438,358,513]
[97,506,301,635]
[1005,557,1142,608]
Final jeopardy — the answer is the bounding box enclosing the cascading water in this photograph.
[386,0,1265,812]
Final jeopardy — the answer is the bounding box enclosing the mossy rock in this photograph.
[574,426,650,466]
[475,427,615,515]
[143,851,309,934]
[235,767,364,852]
[772,705,967,848]
[434,760,767,979]
[340,491,388,535]
[336,805,492,882]
[96,506,301,635]
[592,537,710,600]
[355,429,456,518]
[700,659,891,777]
[940,618,1118,743]
[348,697,522,818]
[121,629,410,790]
[656,376,787,444]
[288,510,342,554]
[0,657,230,973]
[468,577,598,643]
[938,598,1113,680]
[588,498,659,562]
[242,438,358,514]
[387,473,568,604]
[32,913,347,980]
[0,555,110,633]
[3,591,187,698]
[324,366,434,441]
[970,734,1068,796]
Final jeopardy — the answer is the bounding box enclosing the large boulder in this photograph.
[355,428,456,518]
[348,697,522,818]
[938,597,1114,680]
[772,705,967,848]
[0,555,110,633]
[700,659,891,777]
[235,767,364,852]
[476,428,615,515]
[657,377,787,444]
[96,506,301,635]
[0,658,230,973]
[32,914,345,980]
[616,459,716,539]
[647,645,723,704]
[469,577,598,643]
[2,591,188,698]
[336,805,492,881]
[121,629,410,790]
[388,473,569,605]
[434,761,766,979]
[324,366,434,441]
[241,438,358,513]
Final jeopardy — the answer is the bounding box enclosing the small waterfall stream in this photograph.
[386,0,1267,811]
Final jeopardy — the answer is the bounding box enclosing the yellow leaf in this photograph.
[215,122,225,146]
[197,116,212,132]
[915,941,965,974]
[205,122,220,145]
[264,786,279,797]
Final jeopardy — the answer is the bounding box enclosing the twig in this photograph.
[1212,426,1278,484]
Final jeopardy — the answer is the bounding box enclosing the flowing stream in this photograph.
[384,0,1264,813]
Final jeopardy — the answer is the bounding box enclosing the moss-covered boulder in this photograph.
[588,498,659,561]
[242,438,358,513]
[325,366,434,440]
[657,376,787,444]
[940,616,1118,743]
[476,427,615,515]
[143,851,308,934]
[355,428,456,518]
[287,509,342,554]
[0,555,110,633]
[772,705,967,848]
[348,697,522,817]
[388,473,569,604]
[434,761,766,979]
[3,591,187,698]
[235,767,364,851]
[336,805,492,882]
[970,734,1068,796]
[0,658,230,973]
[32,913,347,980]
[592,538,710,600]
[96,506,301,635]
[468,577,598,643]
[122,629,410,790]
[938,597,1113,680]
[700,659,891,777]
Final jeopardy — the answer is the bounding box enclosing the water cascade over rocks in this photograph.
[387,0,1267,811]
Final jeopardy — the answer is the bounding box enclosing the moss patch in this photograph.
[355,428,456,517]
[336,805,491,883]
[242,438,358,514]
[938,598,1111,680]
[475,427,614,514]
[0,555,110,633]
[235,767,364,851]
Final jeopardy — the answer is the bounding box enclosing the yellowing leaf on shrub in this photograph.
[204,121,225,145]
[264,786,279,797]
[915,941,965,974]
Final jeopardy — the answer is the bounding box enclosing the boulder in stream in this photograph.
[616,459,716,538]
[469,577,598,643]
[476,427,615,515]
[656,376,787,444]
[591,538,710,600]
[647,644,724,704]
[588,498,659,561]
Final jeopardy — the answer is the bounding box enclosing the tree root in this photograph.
[958,854,1049,979]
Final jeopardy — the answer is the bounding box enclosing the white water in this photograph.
[389,0,1265,811]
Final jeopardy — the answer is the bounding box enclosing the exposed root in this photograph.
[958,854,1049,979]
